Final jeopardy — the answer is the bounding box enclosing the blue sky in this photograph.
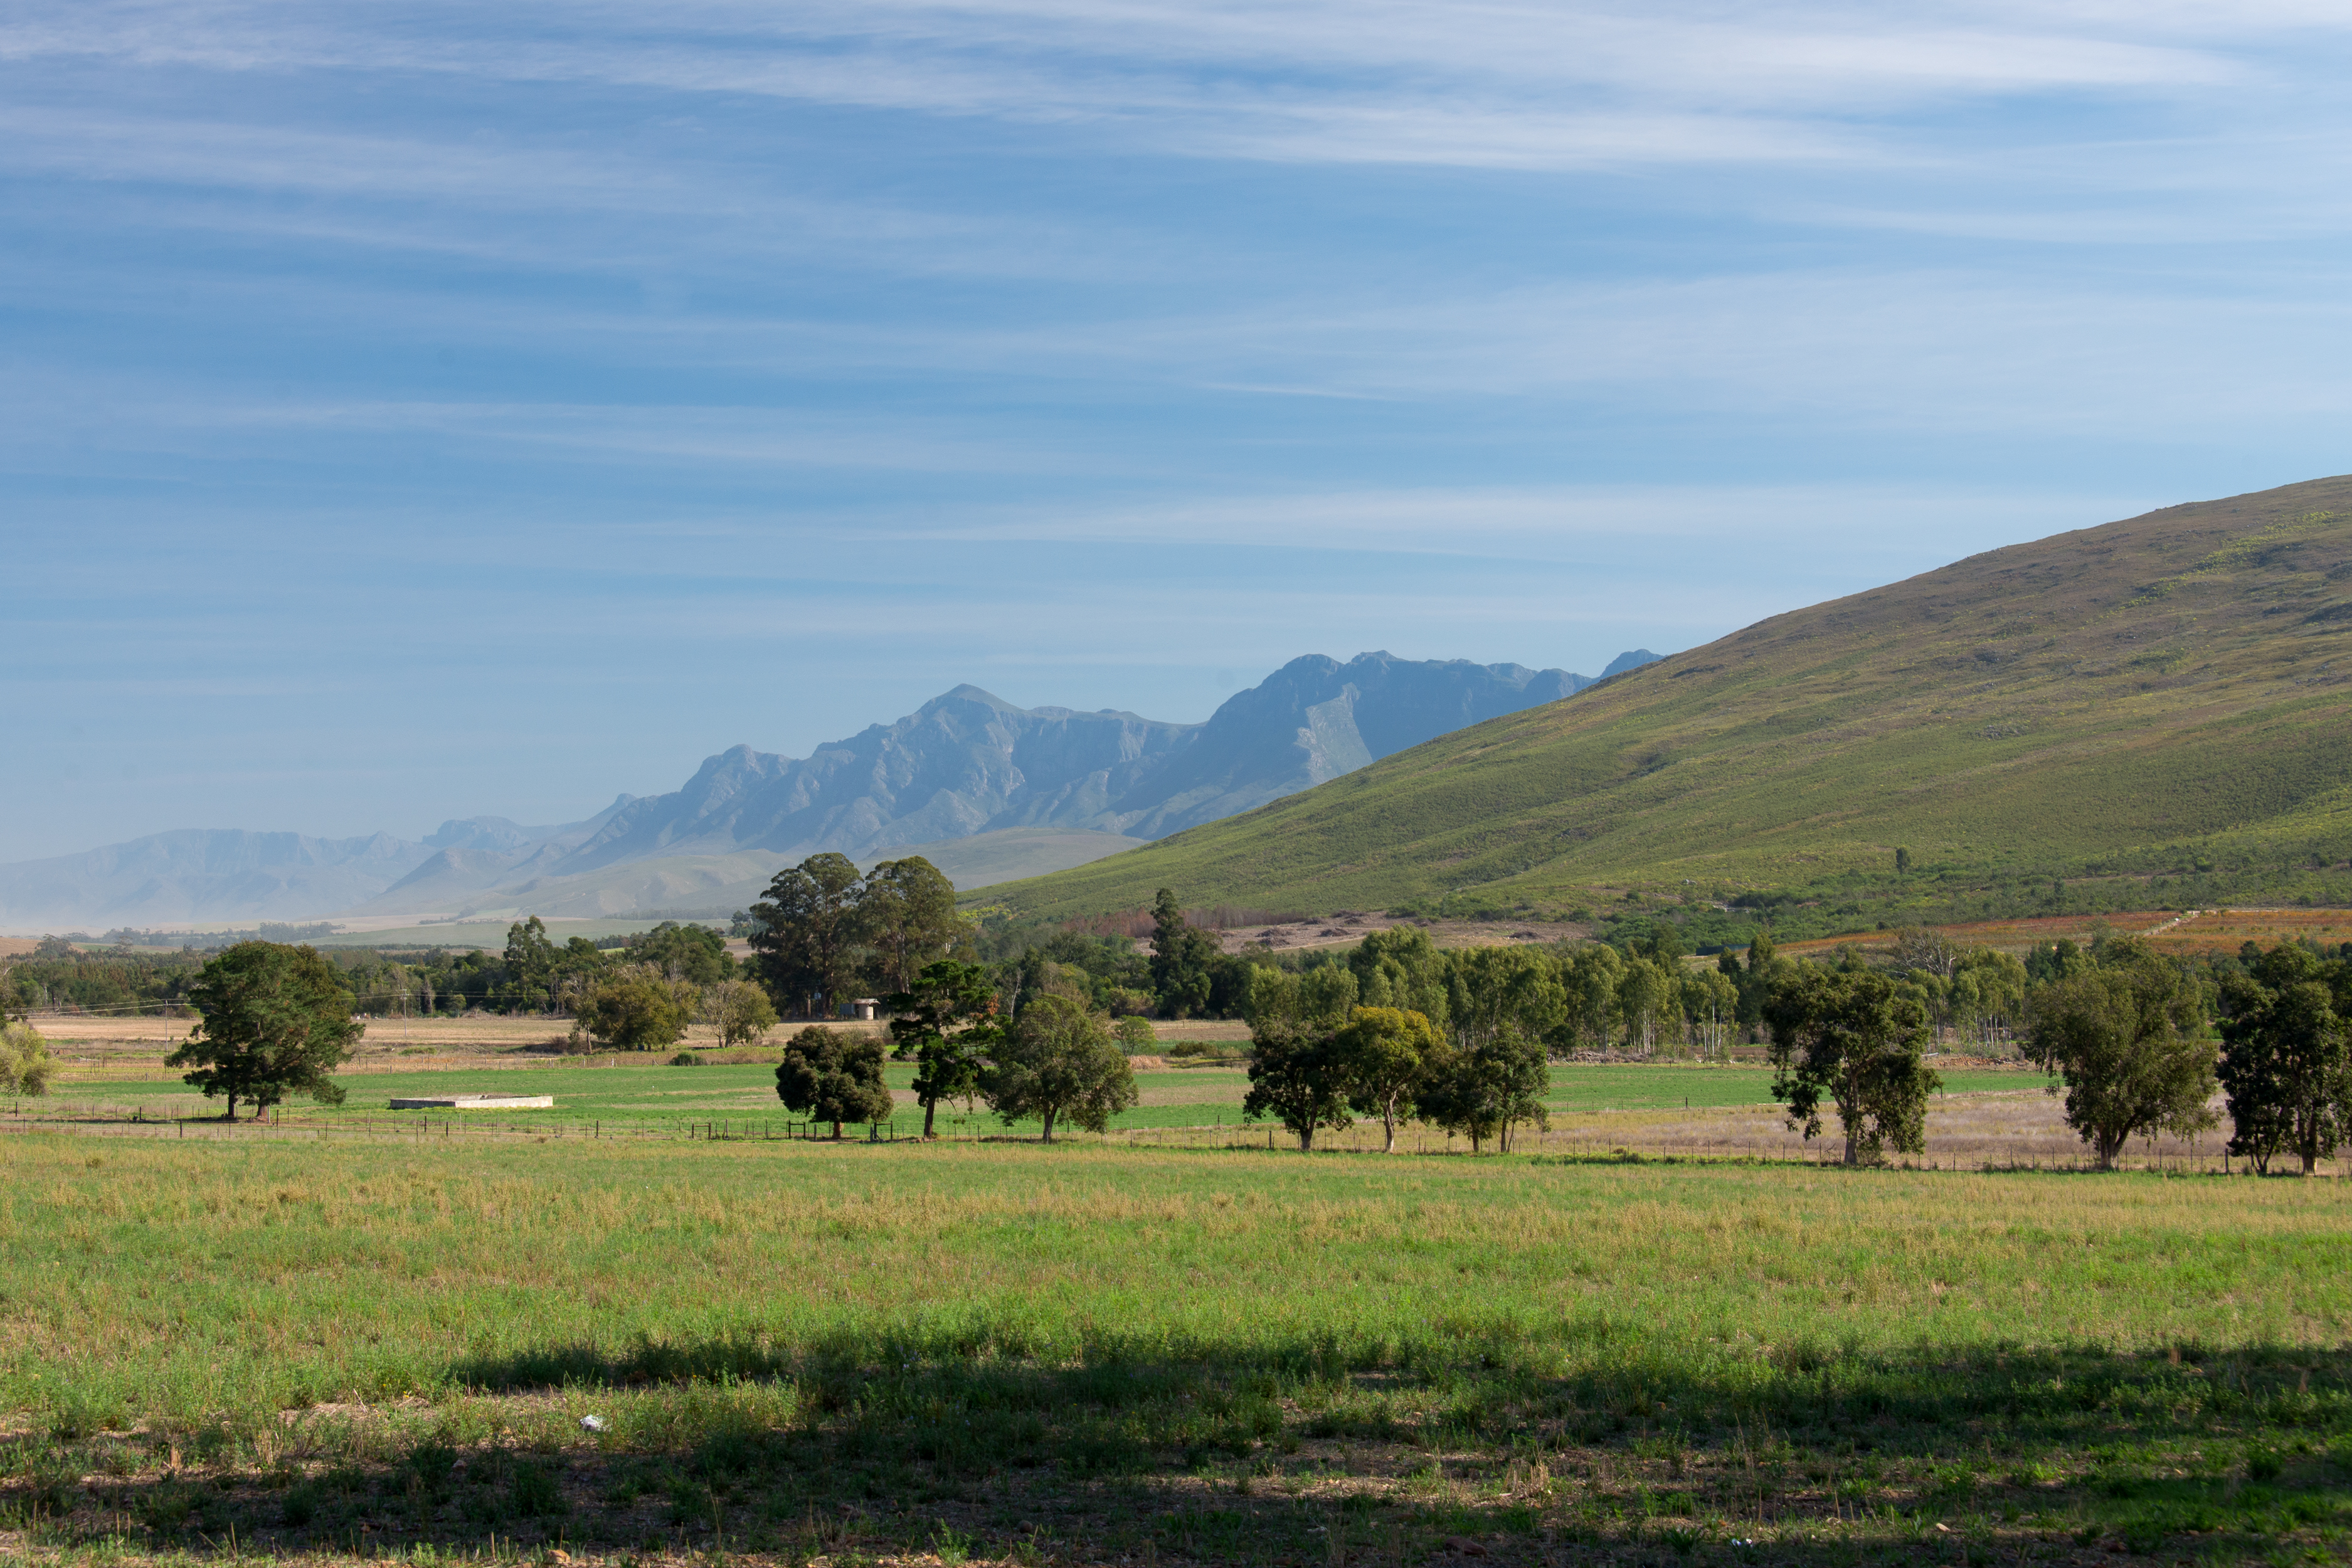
[8,1,2352,860]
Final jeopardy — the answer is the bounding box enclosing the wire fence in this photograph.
[0,1094,2279,1173]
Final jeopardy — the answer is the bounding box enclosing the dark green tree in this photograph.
[1417,1023,1550,1153]
[750,854,871,1017]
[166,942,362,1121]
[625,922,736,985]
[862,857,970,997]
[887,958,1002,1138]
[502,915,558,1012]
[775,1025,895,1138]
[2026,947,2215,1170]
[1148,888,1221,1018]
[983,995,1136,1142]
[575,967,695,1051]
[1764,966,1941,1165]
[1242,1017,1352,1150]
[2218,943,2352,1175]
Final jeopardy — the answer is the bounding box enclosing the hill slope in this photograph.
[990,479,2352,919]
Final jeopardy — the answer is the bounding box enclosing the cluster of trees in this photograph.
[745,855,970,1017]
[770,960,1137,1141]
[1767,932,2352,1173]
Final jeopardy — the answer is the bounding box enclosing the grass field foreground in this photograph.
[3,1133,2349,1565]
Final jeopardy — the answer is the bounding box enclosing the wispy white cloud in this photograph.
[0,0,2305,175]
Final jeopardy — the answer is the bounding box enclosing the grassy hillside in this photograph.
[992,477,2352,922]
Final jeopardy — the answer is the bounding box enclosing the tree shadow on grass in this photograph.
[6,1335,2349,1564]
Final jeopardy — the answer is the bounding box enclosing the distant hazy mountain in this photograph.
[0,829,434,929]
[0,800,633,931]
[1,650,1650,928]
[539,652,1604,874]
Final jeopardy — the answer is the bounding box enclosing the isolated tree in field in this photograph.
[702,979,780,1049]
[1764,966,1940,1165]
[1333,1005,1438,1152]
[1244,1017,1352,1150]
[166,941,361,1121]
[575,965,696,1051]
[2026,953,2216,1170]
[775,1025,895,1138]
[984,996,1136,1142]
[886,958,1002,1138]
[1115,1015,1158,1052]
[0,1021,55,1098]
[1418,1024,1550,1153]
[2218,944,2352,1175]
[750,854,871,1017]
[863,857,970,995]
[1148,889,1221,1018]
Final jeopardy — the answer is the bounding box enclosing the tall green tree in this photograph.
[2218,944,2352,1175]
[1349,925,1451,1029]
[887,958,1002,1138]
[750,854,871,1017]
[2026,951,2216,1170]
[1764,966,1941,1165]
[627,921,736,985]
[166,942,362,1121]
[775,1025,895,1138]
[983,995,1136,1142]
[1444,946,1566,1054]
[1148,888,1221,1018]
[502,915,558,1012]
[863,857,970,995]
[1333,1005,1438,1152]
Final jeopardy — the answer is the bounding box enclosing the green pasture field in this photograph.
[43,1061,2037,1138]
[1,1131,2346,1567]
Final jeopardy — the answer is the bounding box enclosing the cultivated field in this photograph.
[19,1039,2190,1170]
[0,1133,2346,1568]
[1777,908,2352,961]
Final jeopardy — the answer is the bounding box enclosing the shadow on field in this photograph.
[7,1335,2349,1565]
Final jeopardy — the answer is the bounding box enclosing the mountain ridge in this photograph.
[0,650,1653,928]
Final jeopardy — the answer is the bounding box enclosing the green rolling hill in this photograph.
[989,477,2352,922]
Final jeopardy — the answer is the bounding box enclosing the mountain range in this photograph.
[0,649,1659,929]
[989,477,2352,921]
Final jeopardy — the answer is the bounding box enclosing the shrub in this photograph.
[0,1022,56,1097]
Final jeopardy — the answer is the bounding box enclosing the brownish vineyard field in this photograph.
[1776,906,2352,961]
[2,1129,2348,1568]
